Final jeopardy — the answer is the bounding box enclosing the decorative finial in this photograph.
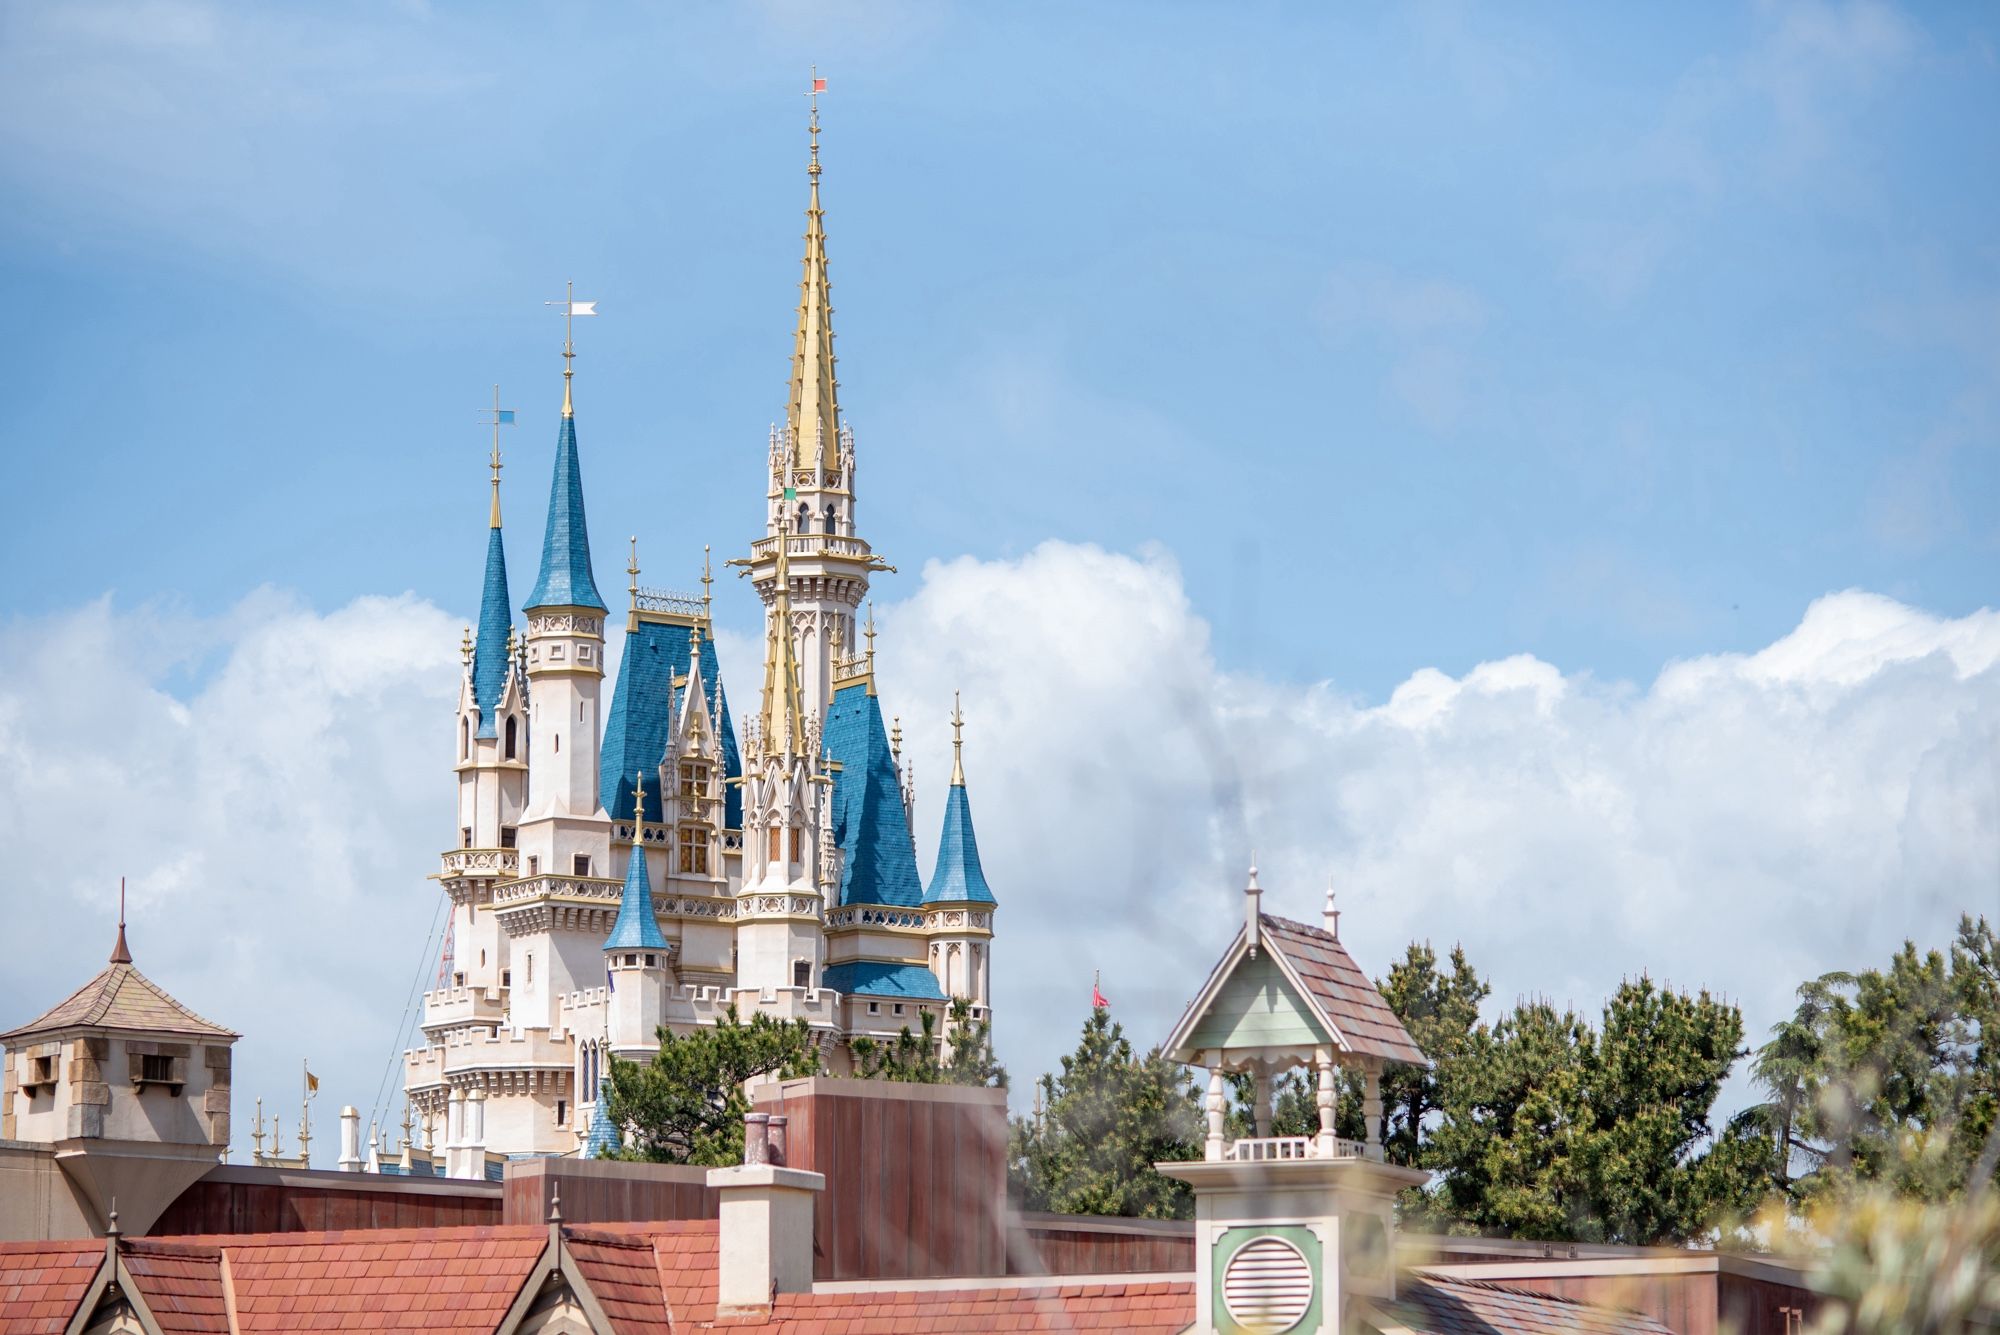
[890,715,903,763]
[110,877,132,964]
[461,626,474,667]
[627,536,640,602]
[1244,855,1262,959]
[701,545,714,622]
[1324,873,1341,941]
[633,771,647,843]
[548,1181,563,1224]
[950,692,966,787]
[830,610,844,661]
[486,385,513,529]
[544,282,598,419]
[806,66,826,178]
[106,1200,120,1240]
[863,603,877,671]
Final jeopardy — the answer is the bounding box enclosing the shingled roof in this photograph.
[1376,1275,1675,1335]
[0,960,236,1042]
[1259,913,1427,1066]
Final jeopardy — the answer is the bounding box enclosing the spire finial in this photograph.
[1244,856,1262,959]
[461,626,474,667]
[701,544,714,623]
[110,877,131,964]
[545,282,598,419]
[627,536,640,603]
[548,1181,563,1225]
[806,66,824,178]
[863,602,877,672]
[890,715,903,763]
[950,692,966,787]
[486,385,513,529]
[1324,872,1340,941]
[633,771,646,843]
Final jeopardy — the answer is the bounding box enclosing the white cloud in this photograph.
[3,555,1994,1152]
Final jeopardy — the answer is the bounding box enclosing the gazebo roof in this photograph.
[1164,912,1426,1068]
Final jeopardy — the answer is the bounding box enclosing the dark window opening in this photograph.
[461,827,472,849]
[556,1099,568,1126]
[140,1054,173,1084]
[500,826,517,849]
[792,960,811,988]
[504,716,518,760]
[572,853,590,877]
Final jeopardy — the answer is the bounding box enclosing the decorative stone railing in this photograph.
[439,848,519,877]
[826,906,926,930]
[633,587,705,618]
[747,533,877,563]
[492,874,623,907]
[1224,1136,1366,1164]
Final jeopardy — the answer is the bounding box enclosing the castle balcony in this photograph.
[419,985,508,1035]
[748,532,876,565]
[492,874,623,909]
[1220,1134,1367,1164]
[437,847,519,880]
[825,905,927,934]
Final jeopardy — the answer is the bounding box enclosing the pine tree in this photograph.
[603,1007,822,1166]
[850,999,1007,1087]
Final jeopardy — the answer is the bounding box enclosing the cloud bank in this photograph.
[1,550,1993,1150]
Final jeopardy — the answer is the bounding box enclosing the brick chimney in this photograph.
[705,1112,825,1318]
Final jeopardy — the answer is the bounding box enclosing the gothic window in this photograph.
[768,827,781,861]
[822,503,836,534]
[572,854,590,877]
[789,829,802,863]
[679,761,709,798]
[461,718,469,759]
[678,825,708,875]
[504,717,518,760]
[796,502,810,532]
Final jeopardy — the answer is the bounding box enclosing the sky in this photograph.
[1,1,1996,1153]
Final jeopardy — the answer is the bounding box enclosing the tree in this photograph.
[1009,1007,1203,1219]
[1377,942,1489,1165]
[850,999,1008,1087]
[603,1007,822,1166]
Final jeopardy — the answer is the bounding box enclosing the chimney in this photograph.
[337,1106,362,1172]
[460,1088,487,1180]
[706,1113,826,1318]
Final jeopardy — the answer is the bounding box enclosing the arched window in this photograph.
[460,718,469,760]
[796,502,810,532]
[823,503,836,534]
[504,716,517,760]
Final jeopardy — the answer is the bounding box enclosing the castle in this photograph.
[401,97,998,1159]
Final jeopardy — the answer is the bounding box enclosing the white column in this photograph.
[445,1088,466,1179]
[1363,1066,1384,1162]
[462,1088,488,1180]
[1316,1049,1337,1157]
[1205,1065,1227,1162]
[337,1106,362,1172]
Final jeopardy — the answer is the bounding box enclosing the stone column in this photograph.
[1362,1066,1384,1163]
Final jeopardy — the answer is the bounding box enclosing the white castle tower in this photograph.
[404,91,999,1163]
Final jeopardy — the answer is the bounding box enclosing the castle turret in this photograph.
[923,694,997,1011]
[604,774,671,1057]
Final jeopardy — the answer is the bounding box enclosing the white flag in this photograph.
[571,300,598,316]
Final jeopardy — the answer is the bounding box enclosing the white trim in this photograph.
[812,1271,1196,1294]
[1162,925,1353,1063]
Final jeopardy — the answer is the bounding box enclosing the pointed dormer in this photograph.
[919,696,996,1010]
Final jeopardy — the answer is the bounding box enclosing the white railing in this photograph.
[1226,1136,1367,1163]
[439,848,519,877]
[748,533,876,562]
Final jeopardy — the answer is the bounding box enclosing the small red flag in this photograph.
[812,77,827,94]
[1092,973,1109,1009]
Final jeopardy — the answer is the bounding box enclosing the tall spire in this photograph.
[604,773,668,951]
[787,72,840,472]
[949,691,965,787]
[526,292,607,613]
[473,391,516,736]
[110,876,131,964]
[758,512,807,756]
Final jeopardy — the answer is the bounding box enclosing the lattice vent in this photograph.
[1221,1235,1314,1333]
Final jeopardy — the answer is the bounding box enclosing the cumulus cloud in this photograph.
[3,553,1994,1153]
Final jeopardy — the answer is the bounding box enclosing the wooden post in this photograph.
[1315,1049,1336,1156]
[1362,1066,1384,1162]
[1205,1064,1227,1162]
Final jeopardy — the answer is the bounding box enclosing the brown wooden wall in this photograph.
[753,1077,1009,1282]
[1718,1271,1827,1335]
[1006,1213,1195,1276]
[153,1168,501,1236]
[501,1158,715,1227]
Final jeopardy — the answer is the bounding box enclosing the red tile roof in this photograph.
[1381,1275,1675,1335]
[737,1278,1196,1334]
[1262,913,1428,1066]
[0,1239,102,1335]
[566,1229,673,1335]
[211,1224,547,1333]
[122,1242,229,1335]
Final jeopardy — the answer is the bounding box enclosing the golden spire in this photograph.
[487,384,512,529]
[545,282,598,420]
[627,536,640,604]
[950,691,965,786]
[787,69,840,472]
[863,602,877,673]
[701,545,714,624]
[758,512,807,757]
[633,772,646,845]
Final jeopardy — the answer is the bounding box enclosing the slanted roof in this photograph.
[1,960,236,1043]
[0,1239,100,1335]
[822,959,945,1001]
[121,1242,230,1335]
[525,414,606,612]
[1165,912,1424,1068]
[600,618,741,828]
[824,681,923,908]
[581,1088,621,1159]
[602,838,667,952]
[471,524,513,740]
[924,782,997,905]
[1377,1275,1675,1335]
[562,1230,671,1335]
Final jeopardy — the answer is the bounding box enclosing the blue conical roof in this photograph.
[582,1075,620,1158]
[471,525,512,739]
[924,782,997,905]
[603,834,667,951]
[824,682,924,907]
[526,414,606,612]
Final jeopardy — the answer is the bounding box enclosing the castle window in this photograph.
[645,954,657,968]
[823,503,836,534]
[578,701,585,720]
[501,970,511,988]
[626,954,638,967]
[768,827,781,861]
[140,1053,173,1084]
[572,854,591,877]
[454,971,466,986]
[893,1004,904,1017]
[549,644,566,661]
[526,954,534,984]
[460,718,469,759]
[461,827,472,849]
[789,829,802,863]
[556,1099,568,1126]
[678,826,709,875]
[792,960,811,988]
[501,826,517,849]
[30,1054,56,1086]
[554,733,561,754]
[526,855,540,876]
[504,717,518,760]
[679,761,709,798]
[867,1002,880,1015]
[579,646,593,663]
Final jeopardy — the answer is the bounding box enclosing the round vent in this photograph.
[1221,1235,1314,1333]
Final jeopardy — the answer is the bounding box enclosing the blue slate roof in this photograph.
[525,414,607,612]
[600,621,742,828]
[471,524,512,739]
[582,1080,620,1158]
[603,837,668,951]
[821,959,946,1001]
[824,682,923,908]
[924,783,997,905]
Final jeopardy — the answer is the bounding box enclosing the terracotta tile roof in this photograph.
[0,1240,102,1335]
[566,1229,673,1334]
[1380,1275,1675,1335]
[0,962,237,1041]
[578,1219,718,1319]
[122,1242,229,1334]
[218,1224,546,1333]
[736,1278,1197,1333]
[1262,914,1427,1066]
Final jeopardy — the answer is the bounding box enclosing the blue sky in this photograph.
[1,3,1997,1138]
[5,2,1994,696]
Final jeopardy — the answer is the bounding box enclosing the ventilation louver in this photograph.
[1221,1234,1313,1333]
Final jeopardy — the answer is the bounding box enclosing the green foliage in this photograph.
[1377,942,1491,1165]
[1008,1007,1203,1219]
[849,999,1008,1088]
[603,1006,822,1166]
[1422,979,1766,1245]
[1749,914,2000,1206]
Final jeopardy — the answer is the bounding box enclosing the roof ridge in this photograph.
[1419,1272,1656,1313]
[1261,910,1332,940]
